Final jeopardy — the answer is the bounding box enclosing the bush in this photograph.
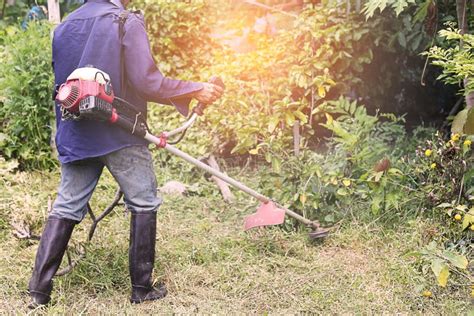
[257,97,408,225]
[133,2,382,160]
[200,5,381,158]
[0,22,56,170]
[133,0,217,80]
[408,132,473,289]
[427,26,474,95]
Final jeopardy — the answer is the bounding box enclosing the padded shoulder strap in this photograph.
[119,10,130,96]
[118,10,143,96]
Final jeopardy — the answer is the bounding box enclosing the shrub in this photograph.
[200,5,380,158]
[408,131,473,288]
[257,97,408,225]
[133,0,216,80]
[0,22,56,170]
[427,26,474,95]
[133,2,382,160]
[428,26,474,134]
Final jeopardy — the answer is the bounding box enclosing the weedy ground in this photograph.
[0,164,472,315]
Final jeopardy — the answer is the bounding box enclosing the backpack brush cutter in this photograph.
[56,67,329,239]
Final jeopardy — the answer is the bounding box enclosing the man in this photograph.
[28,0,223,308]
[21,5,48,29]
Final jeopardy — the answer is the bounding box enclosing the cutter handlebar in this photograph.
[162,76,224,141]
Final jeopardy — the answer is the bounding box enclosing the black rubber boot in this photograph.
[28,216,77,309]
[129,212,167,304]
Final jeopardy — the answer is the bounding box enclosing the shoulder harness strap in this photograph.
[118,10,142,96]
[119,10,130,96]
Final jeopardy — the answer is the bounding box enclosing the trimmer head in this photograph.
[309,227,330,239]
[244,201,286,230]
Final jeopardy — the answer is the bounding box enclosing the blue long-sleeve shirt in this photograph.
[53,0,203,163]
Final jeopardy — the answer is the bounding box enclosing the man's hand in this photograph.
[194,83,224,104]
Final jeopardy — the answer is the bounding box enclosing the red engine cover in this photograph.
[56,79,115,113]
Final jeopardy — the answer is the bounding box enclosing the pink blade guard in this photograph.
[244,201,286,231]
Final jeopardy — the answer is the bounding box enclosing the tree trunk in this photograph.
[1,0,6,20]
[456,0,474,109]
[47,0,60,24]
[355,0,361,13]
[293,120,300,156]
[48,0,60,157]
[465,78,474,109]
[456,0,468,36]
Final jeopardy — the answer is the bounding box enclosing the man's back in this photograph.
[53,0,147,163]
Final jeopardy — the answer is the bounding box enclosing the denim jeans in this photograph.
[51,145,161,222]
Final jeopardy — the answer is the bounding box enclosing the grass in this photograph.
[0,165,472,314]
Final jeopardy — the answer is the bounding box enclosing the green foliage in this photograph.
[202,5,378,157]
[132,0,216,79]
[415,132,473,208]
[140,3,380,164]
[0,22,56,169]
[411,241,469,288]
[0,0,29,26]
[0,1,84,28]
[258,98,408,225]
[362,0,460,53]
[428,26,474,96]
[363,0,416,19]
[256,98,472,288]
[402,132,473,288]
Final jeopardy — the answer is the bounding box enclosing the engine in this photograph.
[56,67,116,122]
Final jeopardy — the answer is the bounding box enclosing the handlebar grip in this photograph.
[193,76,225,116]
[209,76,225,88]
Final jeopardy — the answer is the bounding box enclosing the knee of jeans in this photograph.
[125,196,162,214]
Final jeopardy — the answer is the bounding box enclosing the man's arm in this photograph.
[122,14,222,114]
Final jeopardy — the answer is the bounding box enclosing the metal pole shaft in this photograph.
[144,133,315,227]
